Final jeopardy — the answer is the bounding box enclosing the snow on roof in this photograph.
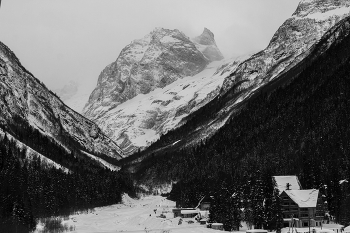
[293,228,333,233]
[318,229,335,233]
[273,176,302,192]
[322,224,344,229]
[295,228,314,233]
[339,179,348,185]
[246,229,268,233]
[180,209,198,214]
[212,223,223,226]
[284,218,300,221]
[284,189,319,207]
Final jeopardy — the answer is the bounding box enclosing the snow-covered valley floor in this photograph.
[35,195,223,233]
[33,194,342,233]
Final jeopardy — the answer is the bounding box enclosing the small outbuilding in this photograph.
[212,223,224,230]
[200,218,208,225]
[172,208,198,218]
[180,209,198,218]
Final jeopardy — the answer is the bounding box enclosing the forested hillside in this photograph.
[0,125,135,233]
[128,16,350,228]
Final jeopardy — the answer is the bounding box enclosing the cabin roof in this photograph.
[180,209,198,214]
[283,189,319,207]
[273,176,302,192]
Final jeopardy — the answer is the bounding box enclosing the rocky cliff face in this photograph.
[84,28,223,121]
[0,41,124,162]
[83,28,224,155]
[193,28,224,62]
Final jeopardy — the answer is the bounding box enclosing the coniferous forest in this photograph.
[0,122,135,232]
[124,17,350,230]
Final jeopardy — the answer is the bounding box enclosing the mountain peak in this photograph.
[82,27,225,154]
[83,27,210,121]
[192,28,224,61]
[193,27,216,46]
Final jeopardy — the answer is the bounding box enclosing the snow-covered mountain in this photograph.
[0,41,124,165]
[220,0,350,101]
[83,28,225,154]
[84,0,350,157]
[157,0,350,149]
[117,0,350,159]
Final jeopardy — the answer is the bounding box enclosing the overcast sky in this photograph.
[0,0,300,92]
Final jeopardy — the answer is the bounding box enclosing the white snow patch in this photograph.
[339,179,348,184]
[35,195,222,233]
[0,128,70,173]
[284,189,319,207]
[172,140,181,146]
[81,150,120,171]
[295,6,350,21]
[273,176,302,192]
[161,35,180,44]
[96,60,233,149]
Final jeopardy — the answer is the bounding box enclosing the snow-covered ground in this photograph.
[33,194,344,233]
[34,195,226,233]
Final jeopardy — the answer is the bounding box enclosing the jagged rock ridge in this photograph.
[0,41,124,166]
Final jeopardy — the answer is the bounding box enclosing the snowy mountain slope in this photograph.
[0,41,124,165]
[220,0,350,104]
[169,0,350,148]
[83,28,217,120]
[87,58,246,155]
[83,28,225,155]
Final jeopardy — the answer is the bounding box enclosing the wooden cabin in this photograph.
[280,189,326,228]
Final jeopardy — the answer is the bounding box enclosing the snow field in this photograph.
[35,195,225,233]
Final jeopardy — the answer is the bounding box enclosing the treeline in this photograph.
[0,129,135,232]
[131,16,350,229]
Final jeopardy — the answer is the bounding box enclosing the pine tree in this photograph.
[271,187,284,233]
